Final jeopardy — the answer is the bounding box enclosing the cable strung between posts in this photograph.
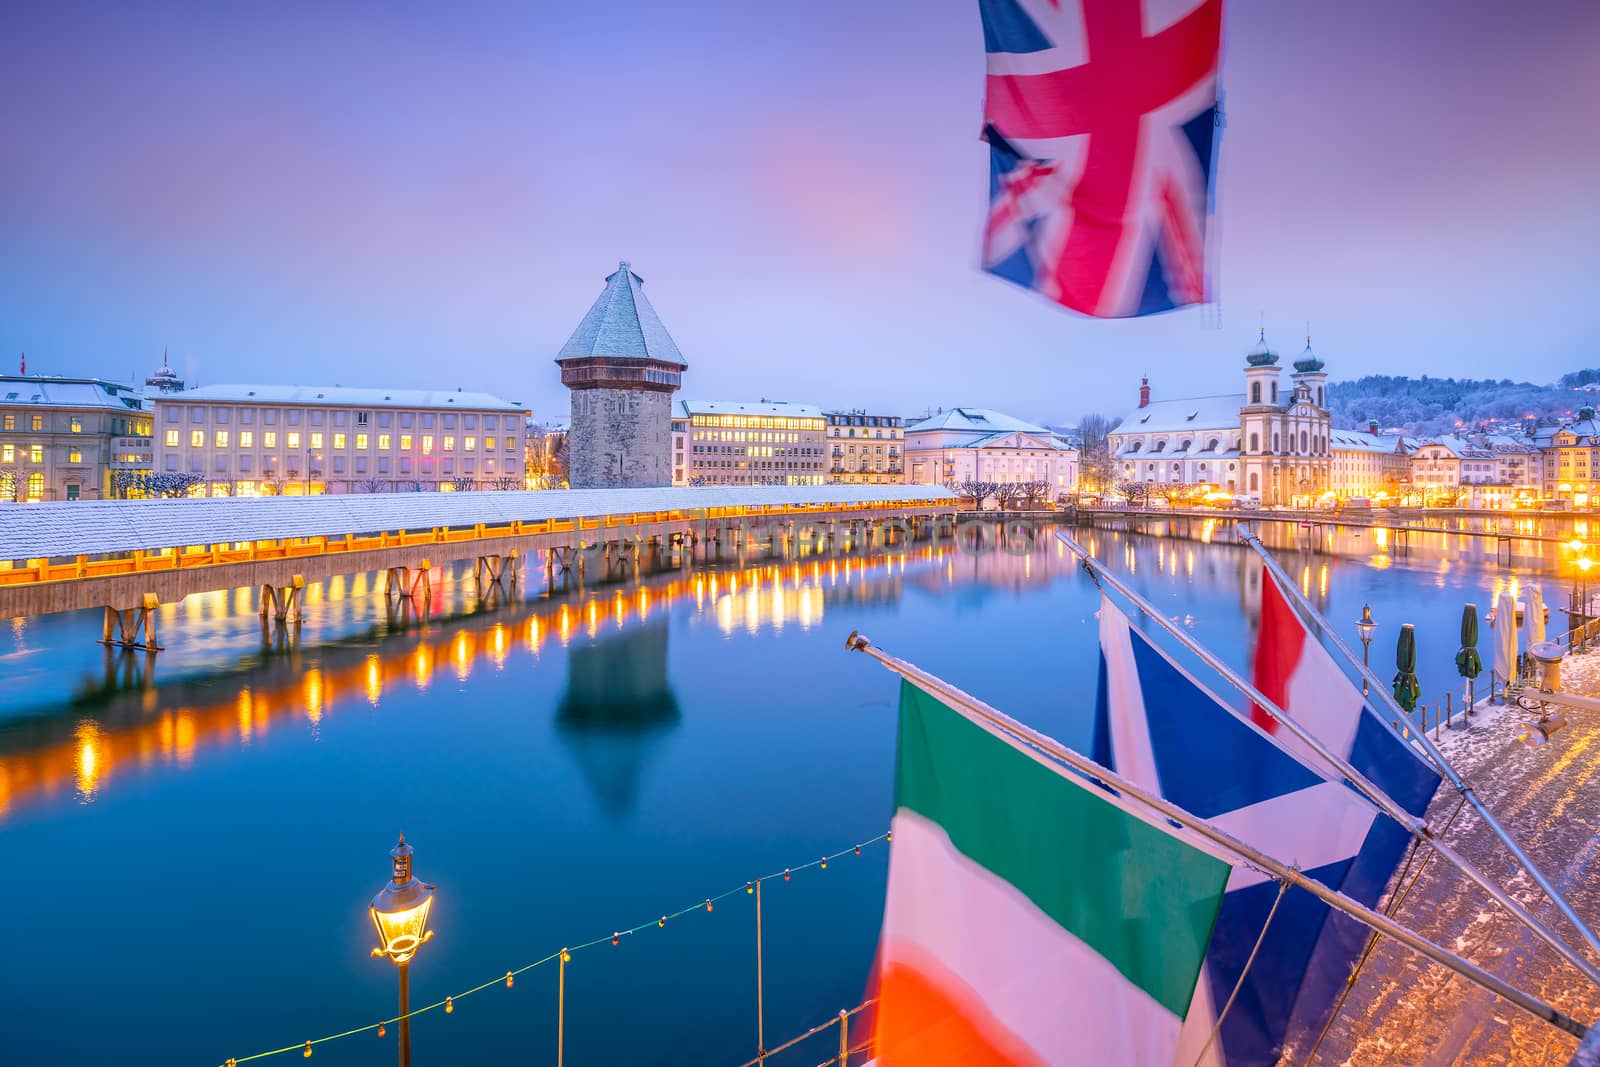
[218,833,890,1067]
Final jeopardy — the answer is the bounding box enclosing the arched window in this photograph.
[1317,386,1325,406]
[1271,383,1278,403]
[26,472,43,501]
[1300,430,1308,452]
[1249,472,1259,491]
[1249,432,1259,452]
[1251,382,1261,404]
[1153,440,1166,452]
[1129,441,1141,452]
[1273,433,1280,451]
[1207,438,1220,451]
[1179,439,1192,452]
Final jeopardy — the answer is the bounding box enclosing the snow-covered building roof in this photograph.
[1112,394,1244,435]
[558,261,686,366]
[1416,435,1493,459]
[0,376,147,413]
[162,384,526,412]
[906,408,1052,435]
[1329,429,1411,455]
[673,399,823,420]
[0,484,957,561]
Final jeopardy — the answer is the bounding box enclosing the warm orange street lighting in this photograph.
[371,834,436,1067]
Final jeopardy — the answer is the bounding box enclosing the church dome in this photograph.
[1294,336,1324,373]
[1245,327,1278,367]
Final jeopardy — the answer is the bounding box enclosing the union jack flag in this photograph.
[980,0,1224,317]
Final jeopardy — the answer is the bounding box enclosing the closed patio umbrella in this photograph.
[1456,603,1483,713]
[1524,585,1547,648]
[1494,591,1519,696]
[1394,622,1421,712]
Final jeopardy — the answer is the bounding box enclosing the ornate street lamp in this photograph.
[371,834,435,1067]
[1356,604,1377,697]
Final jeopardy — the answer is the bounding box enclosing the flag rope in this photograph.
[1238,525,1600,975]
[217,832,889,1067]
[844,630,1589,1040]
[1299,794,1471,1066]
[1192,877,1291,1067]
[1059,529,1600,990]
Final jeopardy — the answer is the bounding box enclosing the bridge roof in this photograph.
[0,485,957,560]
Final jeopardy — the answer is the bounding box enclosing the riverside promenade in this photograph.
[1310,658,1600,1065]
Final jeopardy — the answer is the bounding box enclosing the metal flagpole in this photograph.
[1057,530,1600,988]
[844,632,1589,1040]
[1238,526,1600,969]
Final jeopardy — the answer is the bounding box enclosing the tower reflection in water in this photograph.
[555,620,680,819]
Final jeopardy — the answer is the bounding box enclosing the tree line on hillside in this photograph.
[1328,373,1599,437]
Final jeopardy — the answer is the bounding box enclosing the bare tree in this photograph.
[490,476,522,491]
[1017,480,1050,509]
[449,475,476,492]
[357,477,385,493]
[993,482,1028,511]
[0,469,18,502]
[259,474,286,497]
[952,479,998,510]
[138,472,206,498]
[1114,481,1151,507]
[1076,412,1120,493]
[404,480,427,492]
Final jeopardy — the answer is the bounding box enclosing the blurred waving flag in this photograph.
[1094,596,1439,1064]
[980,0,1224,317]
[874,677,1233,1066]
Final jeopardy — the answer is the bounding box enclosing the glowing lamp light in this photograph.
[370,834,436,965]
[1356,603,1377,646]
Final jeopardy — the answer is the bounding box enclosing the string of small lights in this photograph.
[219,830,892,1066]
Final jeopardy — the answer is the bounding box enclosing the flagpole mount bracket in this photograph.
[845,630,872,652]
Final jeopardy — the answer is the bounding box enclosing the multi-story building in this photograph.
[1537,407,1600,504]
[1328,422,1413,499]
[670,400,827,486]
[824,411,904,484]
[903,408,1078,496]
[1408,436,1512,505]
[0,374,152,502]
[1109,331,1333,505]
[153,385,528,495]
[1484,436,1543,500]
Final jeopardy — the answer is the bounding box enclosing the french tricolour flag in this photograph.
[1094,584,1441,1065]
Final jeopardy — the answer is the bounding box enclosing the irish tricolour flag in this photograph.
[873,678,1235,1066]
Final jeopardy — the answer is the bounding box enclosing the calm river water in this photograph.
[0,520,1579,1065]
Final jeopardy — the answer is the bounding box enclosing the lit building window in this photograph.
[1,444,12,462]
[30,444,43,463]
[287,432,302,449]
[30,415,43,431]
[69,449,82,463]
[26,472,42,500]
[70,417,82,433]
[240,430,254,448]
[443,436,456,452]
[191,429,205,447]
[334,433,347,449]
[310,432,324,449]
[485,437,496,451]
[400,435,412,450]
[356,433,368,449]
[215,430,229,448]
[464,436,476,451]
[264,431,277,448]
[422,436,434,455]
[379,434,392,449]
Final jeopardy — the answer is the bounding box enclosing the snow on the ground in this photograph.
[1309,648,1600,1066]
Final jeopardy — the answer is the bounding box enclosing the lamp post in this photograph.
[1356,603,1377,697]
[371,834,436,1067]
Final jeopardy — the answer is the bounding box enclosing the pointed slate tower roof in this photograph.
[558,261,686,366]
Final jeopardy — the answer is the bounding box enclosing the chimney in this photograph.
[1138,377,1151,409]
[1368,419,1380,435]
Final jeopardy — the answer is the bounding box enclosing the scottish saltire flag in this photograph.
[874,677,1233,1066]
[980,0,1223,317]
[1095,597,1439,1065]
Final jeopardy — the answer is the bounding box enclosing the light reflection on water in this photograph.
[0,523,1584,1065]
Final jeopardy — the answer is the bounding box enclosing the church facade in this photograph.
[1108,331,1334,506]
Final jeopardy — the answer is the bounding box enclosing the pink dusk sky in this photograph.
[3,0,1597,425]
